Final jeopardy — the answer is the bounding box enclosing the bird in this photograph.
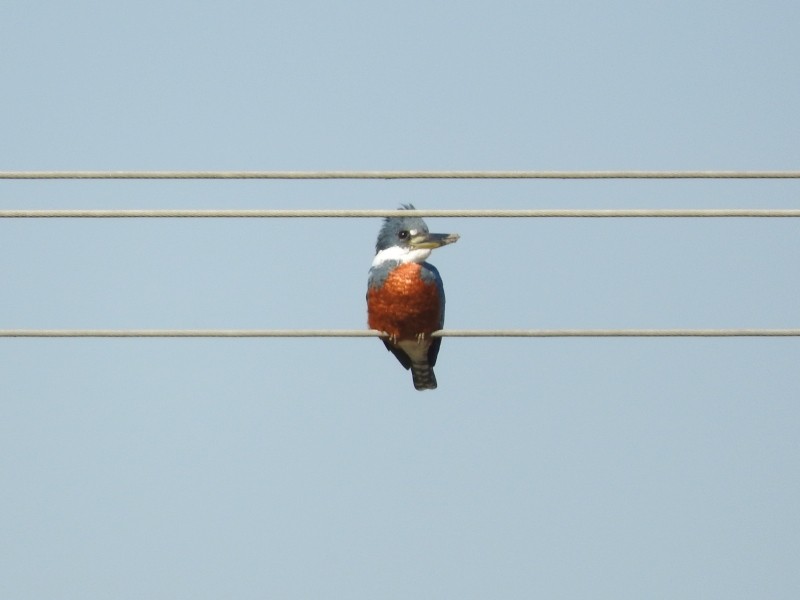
[366,204,459,390]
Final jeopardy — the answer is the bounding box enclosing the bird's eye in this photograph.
[398,230,409,240]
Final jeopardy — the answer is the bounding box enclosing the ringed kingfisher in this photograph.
[366,205,459,391]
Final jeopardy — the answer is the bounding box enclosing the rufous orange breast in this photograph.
[367,262,442,341]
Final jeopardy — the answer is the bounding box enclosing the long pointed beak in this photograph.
[409,232,460,249]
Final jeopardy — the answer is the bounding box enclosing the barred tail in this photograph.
[410,362,437,391]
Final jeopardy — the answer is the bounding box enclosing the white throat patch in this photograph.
[372,245,432,267]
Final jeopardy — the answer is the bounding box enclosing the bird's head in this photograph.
[373,204,460,266]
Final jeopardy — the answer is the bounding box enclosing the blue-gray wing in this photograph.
[420,262,445,367]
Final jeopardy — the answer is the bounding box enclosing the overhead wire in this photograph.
[2,209,800,218]
[1,170,800,180]
[2,329,799,338]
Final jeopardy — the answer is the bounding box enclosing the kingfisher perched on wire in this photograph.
[366,205,460,391]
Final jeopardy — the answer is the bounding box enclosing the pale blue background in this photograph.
[2,1,799,598]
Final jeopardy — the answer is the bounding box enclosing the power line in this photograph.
[2,329,799,338]
[2,170,800,180]
[3,209,800,218]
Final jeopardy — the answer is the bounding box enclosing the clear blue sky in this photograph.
[2,2,799,598]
